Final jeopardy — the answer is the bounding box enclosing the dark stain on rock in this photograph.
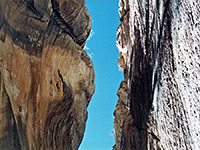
[56,82,59,90]
[19,106,22,112]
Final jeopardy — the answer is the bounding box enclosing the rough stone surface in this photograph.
[113,81,129,150]
[114,0,200,149]
[0,0,94,149]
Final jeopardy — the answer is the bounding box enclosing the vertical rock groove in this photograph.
[114,0,200,149]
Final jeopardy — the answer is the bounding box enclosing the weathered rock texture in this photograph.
[0,0,95,149]
[114,0,200,149]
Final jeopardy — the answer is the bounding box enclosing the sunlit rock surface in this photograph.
[114,0,200,149]
[0,0,95,149]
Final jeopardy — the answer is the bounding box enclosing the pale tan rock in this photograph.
[114,0,200,149]
[113,81,129,150]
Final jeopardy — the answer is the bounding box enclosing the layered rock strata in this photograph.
[114,0,200,149]
[0,0,95,149]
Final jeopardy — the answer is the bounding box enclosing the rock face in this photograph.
[0,0,95,149]
[114,0,200,150]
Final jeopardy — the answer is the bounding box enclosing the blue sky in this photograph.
[79,0,123,150]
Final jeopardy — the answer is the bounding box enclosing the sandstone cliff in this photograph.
[0,0,95,149]
[114,0,200,149]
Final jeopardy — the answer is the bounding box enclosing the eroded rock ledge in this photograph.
[114,0,200,150]
[0,0,94,149]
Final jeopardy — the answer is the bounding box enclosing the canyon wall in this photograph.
[114,0,200,149]
[0,0,95,149]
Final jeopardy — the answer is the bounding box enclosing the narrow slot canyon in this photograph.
[0,0,199,150]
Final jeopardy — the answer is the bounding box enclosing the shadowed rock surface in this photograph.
[0,0,94,149]
[114,0,200,149]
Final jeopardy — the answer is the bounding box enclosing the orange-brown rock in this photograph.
[0,0,94,149]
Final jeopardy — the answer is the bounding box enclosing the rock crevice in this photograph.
[114,0,200,149]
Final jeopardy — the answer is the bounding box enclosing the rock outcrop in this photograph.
[0,0,95,149]
[114,0,200,149]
